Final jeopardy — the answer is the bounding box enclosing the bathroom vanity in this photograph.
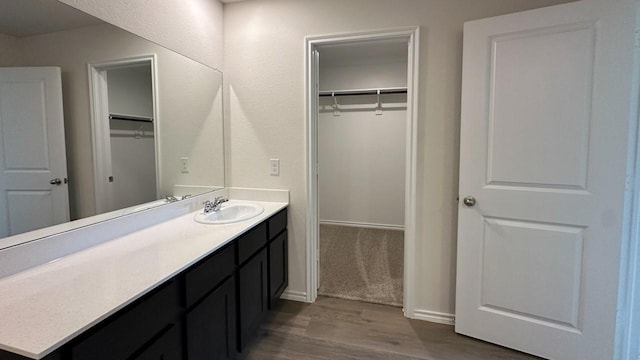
[0,197,288,360]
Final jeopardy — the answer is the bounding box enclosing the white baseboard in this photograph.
[319,219,404,231]
[280,290,308,302]
[410,309,455,325]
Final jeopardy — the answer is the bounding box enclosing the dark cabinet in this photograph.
[267,209,288,309]
[185,244,235,308]
[186,278,236,360]
[237,247,269,350]
[132,325,182,360]
[71,281,180,360]
[269,230,288,308]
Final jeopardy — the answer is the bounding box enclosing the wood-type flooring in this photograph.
[238,296,540,360]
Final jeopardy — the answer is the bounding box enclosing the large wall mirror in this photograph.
[0,0,225,247]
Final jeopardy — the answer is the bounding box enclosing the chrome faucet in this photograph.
[166,195,179,203]
[203,196,228,213]
[167,194,192,203]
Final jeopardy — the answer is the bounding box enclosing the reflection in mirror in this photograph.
[0,0,224,244]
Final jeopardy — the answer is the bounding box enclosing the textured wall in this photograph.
[0,34,20,66]
[224,0,575,317]
[57,0,224,70]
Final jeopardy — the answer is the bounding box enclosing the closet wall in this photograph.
[318,43,407,227]
[107,65,157,210]
[318,42,407,306]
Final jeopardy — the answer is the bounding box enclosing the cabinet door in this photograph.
[133,325,182,360]
[237,248,268,351]
[186,277,236,360]
[269,230,288,308]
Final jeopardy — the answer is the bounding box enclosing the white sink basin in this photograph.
[194,202,264,224]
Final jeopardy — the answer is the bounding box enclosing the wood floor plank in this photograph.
[238,331,430,360]
[240,297,541,360]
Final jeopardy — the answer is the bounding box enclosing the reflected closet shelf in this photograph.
[319,87,407,97]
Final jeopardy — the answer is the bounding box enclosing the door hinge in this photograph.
[635,29,640,48]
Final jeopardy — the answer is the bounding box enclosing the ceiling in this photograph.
[0,0,101,37]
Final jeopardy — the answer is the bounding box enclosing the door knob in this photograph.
[49,178,62,185]
[463,196,476,207]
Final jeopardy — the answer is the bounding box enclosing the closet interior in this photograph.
[106,63,157,211]
[317,39,408,307]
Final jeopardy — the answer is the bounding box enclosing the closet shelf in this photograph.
[319,87,407,97]
[109,113,154,122]
[110,129,154,138]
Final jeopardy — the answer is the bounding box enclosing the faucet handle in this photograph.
[203,200,215,213]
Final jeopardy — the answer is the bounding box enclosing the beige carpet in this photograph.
[319,224,404,307]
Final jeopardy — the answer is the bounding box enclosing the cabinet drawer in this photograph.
[238,223,267,265]
[268,208,287,240]
[185,244,235,308]
[71,281,179,360]
[132,324,182,360]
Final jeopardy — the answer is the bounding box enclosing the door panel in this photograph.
[0,67,69,237]
[1,80,51,169]
[481,218,583,329]
[7,191,56,235]
[455,1,637,359]
[488,23,594,189]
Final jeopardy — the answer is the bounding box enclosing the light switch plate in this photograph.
[270,159,280,176]
[180,157,189,173]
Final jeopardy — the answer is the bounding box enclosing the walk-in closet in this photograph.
[317,40,408,306]
[106,62,157,211]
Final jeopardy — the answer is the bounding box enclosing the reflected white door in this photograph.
[455,1,637,359]
[0,67,70,237]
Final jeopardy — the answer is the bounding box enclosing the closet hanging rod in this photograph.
[109,114,153,122]
[319,87,407,97]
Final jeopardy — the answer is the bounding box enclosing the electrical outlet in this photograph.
[180,157,189,173]
[270,159,280,176]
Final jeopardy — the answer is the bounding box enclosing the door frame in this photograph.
[616,11,640,355]
[304,27,420,317]
[88,55,160,215]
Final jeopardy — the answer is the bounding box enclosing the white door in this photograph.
[455,1,637,359]
[0,67,70,237]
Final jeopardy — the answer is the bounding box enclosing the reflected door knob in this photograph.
[50,178,62,185]
[463,196,476,207]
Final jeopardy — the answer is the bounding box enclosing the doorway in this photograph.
[89,56,159,215]
[305,27,420,316]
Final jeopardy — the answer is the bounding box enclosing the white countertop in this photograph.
[0,199,287,359]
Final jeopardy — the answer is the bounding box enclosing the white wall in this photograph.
[0,34,20,66]
[224,0,575,317]
[320,63,408,91]
[319,108,406,226]
[109,121,157,210]
[319,59,407,227]
[57,0,224,70]
[107,65,157,211]
[107,65,153,118]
